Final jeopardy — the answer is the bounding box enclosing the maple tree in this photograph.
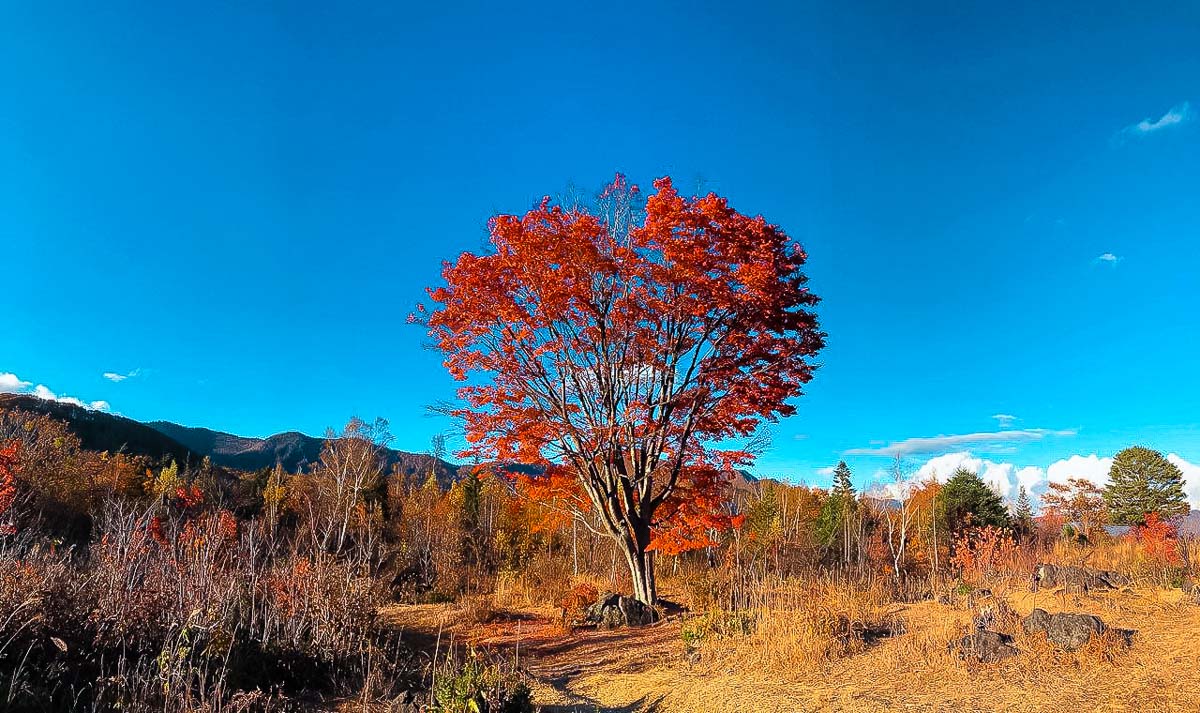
[1041,477,1107,541]
[417,175,824,604]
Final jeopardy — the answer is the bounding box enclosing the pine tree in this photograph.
[1013,485,1034,538]
[938,468,1010,536]
[827,461,856,565]
[831,460,855,498]
[1104,446,1189,525]
[458,468,485,570]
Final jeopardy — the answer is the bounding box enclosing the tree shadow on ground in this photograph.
[538,694,665,713]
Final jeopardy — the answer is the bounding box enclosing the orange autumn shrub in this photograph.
[950,525,1019,583]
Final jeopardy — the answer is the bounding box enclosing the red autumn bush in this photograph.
[950,525,1019,583]
[1133,512,1181,566]
[0,442,18,536]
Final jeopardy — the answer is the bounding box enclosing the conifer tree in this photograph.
[1104,446,1189,525]
[826,460,856,565]
[1013,485,1034,538]
[938,468,1010,537]
[831,460,855,498]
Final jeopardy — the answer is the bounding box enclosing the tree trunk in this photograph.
[618,526,657,605]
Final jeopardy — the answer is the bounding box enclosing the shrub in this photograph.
[430,648,533,713]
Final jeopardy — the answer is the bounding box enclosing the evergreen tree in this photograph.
[831,460,855,498]
[1013,485,1034,538]
[458,468,485,569]
[938,467,1010,536]
[1104,446,1189,525]
[817,461,857,565]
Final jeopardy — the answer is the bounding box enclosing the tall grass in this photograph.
[0,499,415,711]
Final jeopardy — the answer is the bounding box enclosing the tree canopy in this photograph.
[417,175,825,603]
[938,468,1010,536]
[1104,446,1189,525]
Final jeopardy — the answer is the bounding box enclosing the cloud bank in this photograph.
[874,450,1200,510]
[0,371,110,411]
[845,428,1076,457]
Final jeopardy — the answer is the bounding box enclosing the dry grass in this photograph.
[384,578,1200,712]
[685,574,906,671]
[560,585,1200,712]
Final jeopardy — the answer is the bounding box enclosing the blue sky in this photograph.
[2,1,1198,502]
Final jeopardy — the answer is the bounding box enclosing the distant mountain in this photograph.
[147,421,459,486]
[0,393,197,464]
[0,392,764,492]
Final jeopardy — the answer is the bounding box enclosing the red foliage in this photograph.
[950,525,1018,581]
[1133,512,1181,565]
[0,441,19,535]
[174,484,205,510]
[147,516,168,546]
[418,175,823,569]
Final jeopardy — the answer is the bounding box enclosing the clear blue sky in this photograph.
[2,1,1198,497]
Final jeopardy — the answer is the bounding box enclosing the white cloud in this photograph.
[845,428,1076,457]
[992,414,1017,427]
[1046,454,1112,489]
[0,371,110,411]
[103,369,141,383]
[1115,101,1192,143]
[1168,454,1200,512]
[1095,253,1121,265]
[0,373,32,393]
[816,465,836,477]
[895,451,1200,510]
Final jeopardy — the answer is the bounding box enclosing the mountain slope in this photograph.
[0,393,197,464]
[148,420,459,485]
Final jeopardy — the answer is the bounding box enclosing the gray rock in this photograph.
[581,592,659,629]
[1029,563,1130,593]
[1022,608,1108,651]
[949,629,1020,663]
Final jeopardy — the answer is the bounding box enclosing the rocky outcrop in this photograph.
[1029,563,1130,593]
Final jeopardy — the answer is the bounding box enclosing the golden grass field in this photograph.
[382,582,1200,712]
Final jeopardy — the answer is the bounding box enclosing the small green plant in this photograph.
[431,648,532,713]
[681,611,757,651]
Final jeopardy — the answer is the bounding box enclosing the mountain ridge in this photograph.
[1,393,759,490]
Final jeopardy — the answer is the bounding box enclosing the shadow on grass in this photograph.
[538,693,665,712]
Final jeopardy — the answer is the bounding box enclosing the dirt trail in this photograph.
[380,587,1200,713]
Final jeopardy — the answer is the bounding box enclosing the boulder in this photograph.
[948,629,1020,663]
[1180,576,1200,604]
[581,593,659,629]
[1022,608,1109,651]
[1029,563,1129,593]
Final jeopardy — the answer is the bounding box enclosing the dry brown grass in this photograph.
[383,578,1200,712]
[561,585,1200,712]
[685,574,906,671]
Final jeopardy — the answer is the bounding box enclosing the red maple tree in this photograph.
[416,175,824,604]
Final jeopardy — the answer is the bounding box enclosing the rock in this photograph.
[1029,563,1130,593]
[1022,608,1106,651]
[949,629,1020,663]
[581,592,659,629]
[1180,577,1200,604]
